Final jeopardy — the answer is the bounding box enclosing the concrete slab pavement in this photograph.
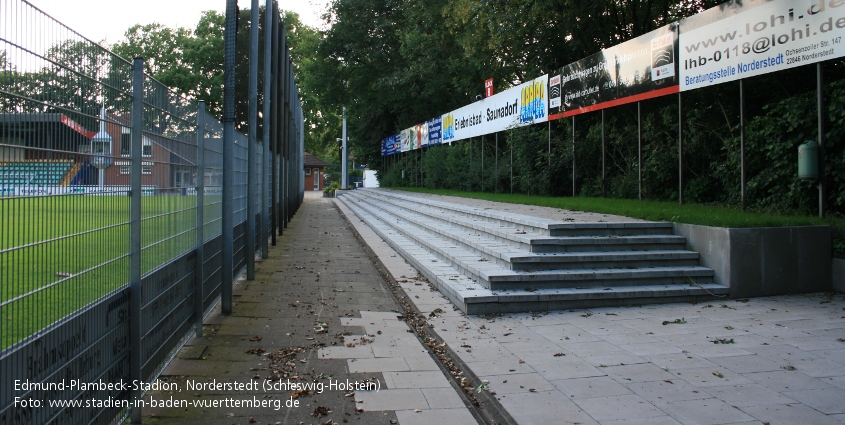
[336,189,845,425]
[139,191,479,425]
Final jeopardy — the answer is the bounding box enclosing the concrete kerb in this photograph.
[334,198,518,425]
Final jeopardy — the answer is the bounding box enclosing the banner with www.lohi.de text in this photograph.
[442,75,548,144]
[679,0,845,91]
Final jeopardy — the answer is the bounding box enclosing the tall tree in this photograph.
[112,9,336,158]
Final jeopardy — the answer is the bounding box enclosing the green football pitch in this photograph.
[0,194,221,349]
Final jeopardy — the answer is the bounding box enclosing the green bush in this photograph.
[323,181,340,194]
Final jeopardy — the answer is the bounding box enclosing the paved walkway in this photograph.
[141,191,476,424]
[337,190,845,425]
[144,189,845,425]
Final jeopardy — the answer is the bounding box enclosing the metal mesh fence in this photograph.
[0,0,303,423]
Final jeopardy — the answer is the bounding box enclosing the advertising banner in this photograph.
[679,0,845,91]
[0,185,157,197]
[442,74,548,144]
[399,127,412,152]
[382,133,400,156]
[549,24,679,120]
[427,116,443,146]
[382,117,443,156]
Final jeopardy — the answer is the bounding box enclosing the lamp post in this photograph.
[341,107,348,189]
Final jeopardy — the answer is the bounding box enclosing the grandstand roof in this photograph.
[0,113,95,149]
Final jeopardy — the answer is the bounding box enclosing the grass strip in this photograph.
[390,187,845,238]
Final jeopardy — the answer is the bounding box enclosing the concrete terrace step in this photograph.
[355,188,676,237]
[339,193,715,290]
[502,250,702,271]
[344,190,700,272]
[335,195,728,314]
[347,190,688,253]
[528,234,687,253]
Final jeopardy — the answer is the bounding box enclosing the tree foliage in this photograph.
[111,8,340,160]
[97,0,845,216]
[333,0,845,216]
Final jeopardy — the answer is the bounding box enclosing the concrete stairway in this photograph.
[336,189,728,314]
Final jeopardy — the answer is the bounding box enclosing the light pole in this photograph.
[341,107,348,189]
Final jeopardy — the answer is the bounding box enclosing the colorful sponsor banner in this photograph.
[441,75,548,145]
[549,24,679,120]
[382,0,845,154]
[0,185,157,197]
[382,117,442,155]
[381,133,400,156]
[678,0,845,91]
[399,127,413,152]
[427,116,442,146]
[415,122,427,148]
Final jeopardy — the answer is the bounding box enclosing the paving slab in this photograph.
[626,379,712,403]
[655,398,757,424]
[573,393,664,422]
[551,376,633,399]
[740,404,844,425]
[782,387,845,414]
[395,408,478,425]
[483,372,558,395]
[705,383,797,407]
[494,390,598,425]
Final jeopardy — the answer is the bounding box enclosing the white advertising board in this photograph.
[442,75,548,144]
[679,0,845,91]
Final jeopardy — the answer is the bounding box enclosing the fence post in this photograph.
[129,56,144,424]
[601,109,606,198]
[817,63,825,218]
[739,81,746,210]
[572,116,576,197]
[221,0,238,314]
[261,0,273,258]
[246,0,259,280]
[195,101,206,336]
[638,101,642,201]
[678,92,683,205]
[270,1,280,243]
[279,23,287,234]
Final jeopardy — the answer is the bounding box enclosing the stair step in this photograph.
[335,196,728,315]
[341,194,714,289]
[348,190,683,252]
[345,191,700,272]
[359,189,677,236]
[529,235,687,253]
[504,250,701,271]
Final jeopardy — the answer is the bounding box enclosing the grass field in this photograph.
[0,194,221,350]
[392,187,845,247]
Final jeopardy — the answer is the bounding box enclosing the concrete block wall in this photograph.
[833,258,845,292]
[675,224,832,298]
